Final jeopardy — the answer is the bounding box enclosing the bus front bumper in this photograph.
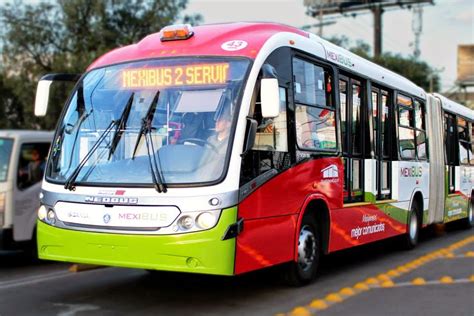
[37,207,237,276]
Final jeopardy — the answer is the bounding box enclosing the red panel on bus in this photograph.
[88,22,309,71]
[235,157,343,274]
[328,205,407,252]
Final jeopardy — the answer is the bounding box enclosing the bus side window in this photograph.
[458,117,470,165]
[414,100,427,160]
[240,48,292,186]
[253,87,288,152]
[293,58,337,151]
[17,143,50,190]
[397,94,416,160]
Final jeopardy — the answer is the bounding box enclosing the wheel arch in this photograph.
[294,195,331,260]
[409,190,424,222]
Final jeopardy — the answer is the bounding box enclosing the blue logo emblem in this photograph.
[103,214,111,224]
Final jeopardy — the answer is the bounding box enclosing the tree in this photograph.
[325,36,440,92]
[0,71,25,129]
[0,0,202,130]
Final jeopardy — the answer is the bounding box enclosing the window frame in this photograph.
[457,116,471,166]
[291,54,338,154]
[16,141,51,191]
[396,92,427,161]
[371,85,393,200]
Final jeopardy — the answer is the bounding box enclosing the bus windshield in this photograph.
[47,57,250,187]
[0,138,14,182]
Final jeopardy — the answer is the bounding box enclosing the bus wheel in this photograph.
[461,199,473,229]
[283,215,320,286]
[402,203,420,250]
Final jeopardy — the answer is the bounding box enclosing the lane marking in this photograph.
[0,266,110,291]
[380,277,474,288]
[0,271,72,290]
[411,277,426,285]
[284,235,474,316]
[55,303,100,316]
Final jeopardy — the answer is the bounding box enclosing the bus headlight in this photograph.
[47,209,56,225]
[37,205,47,221]
[196,212,217,229]
[38,205,56,225]
[173,210,221,233]
[178,215,194,230]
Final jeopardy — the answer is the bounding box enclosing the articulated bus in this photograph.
[34,23,473,285]
[0,130,52,254]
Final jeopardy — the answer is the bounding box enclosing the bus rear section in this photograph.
[0,131,52,253]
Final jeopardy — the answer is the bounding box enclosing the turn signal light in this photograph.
[160,24,194,42]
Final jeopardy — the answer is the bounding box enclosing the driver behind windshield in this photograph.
[207,103,232,155]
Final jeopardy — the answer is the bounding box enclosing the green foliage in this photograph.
[325,36,440,92]
[0,0,201,130]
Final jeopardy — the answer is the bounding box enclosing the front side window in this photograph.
[17,143,50,189]
[253,87,288,152]
[293,58,336,151]
[47,58,250,186]
[0,138,14,182]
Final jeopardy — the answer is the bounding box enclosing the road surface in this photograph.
[0,225,472,316]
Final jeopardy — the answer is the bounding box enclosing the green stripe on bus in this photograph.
[38,207,238,276]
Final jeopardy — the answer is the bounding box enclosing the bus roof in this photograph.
[433,93,474,121]
[89,22,424,99]
[311,34,425,99]
[88,22,308,70]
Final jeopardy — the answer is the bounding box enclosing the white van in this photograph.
[0,130,52,253]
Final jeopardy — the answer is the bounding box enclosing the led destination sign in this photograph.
[122,63,230,88]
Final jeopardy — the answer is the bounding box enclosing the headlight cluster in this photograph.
[172,210,221,233]
[38,205,56,225]
[38,204,221,234]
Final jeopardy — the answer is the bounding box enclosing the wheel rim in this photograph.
[297,225,316,272]
[409,212,418,240]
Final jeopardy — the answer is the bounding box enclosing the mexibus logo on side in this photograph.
[400,166,423,177]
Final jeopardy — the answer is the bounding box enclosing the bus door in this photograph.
[372,87,392,200]
[339,76,364,203]
[444,112,457,195]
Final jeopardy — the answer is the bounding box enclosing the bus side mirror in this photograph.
[260,78,280,118]
[34,73,81,117]
[35,80,53,116]
[242,118,258,155]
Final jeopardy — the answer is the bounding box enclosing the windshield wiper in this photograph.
[108,92,134,159]
[131,91,167,193]
[131,91,159,160]
[64,119,116,191]
[144,129,167,193]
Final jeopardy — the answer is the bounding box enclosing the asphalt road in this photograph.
[0,225,472,316]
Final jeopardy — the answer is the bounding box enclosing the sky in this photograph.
[184,0,474,91]
[15,0,474,91]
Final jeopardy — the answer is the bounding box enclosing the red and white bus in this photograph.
[34,23,473,285]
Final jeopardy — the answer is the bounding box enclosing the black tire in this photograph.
[401,202,420,250]
[460,198,474,229]
[283,215,320,286]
